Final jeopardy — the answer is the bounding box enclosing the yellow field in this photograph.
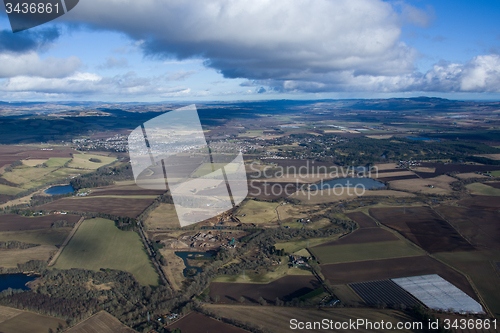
[159,249,185,291]
[372,163,398,170]
[3,166,59,188]
[145,203,181,229]
[0,184,23,196]
[22,159,47,167]
[275,235,341,254]
[235,200,279,224]
[68,153,117,169]
[366,134,393,139]
[0,245,57,268]
[388,175,456,195]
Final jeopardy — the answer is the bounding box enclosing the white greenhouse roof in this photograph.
[392,274,484,314]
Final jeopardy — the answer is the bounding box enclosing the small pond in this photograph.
[44,185,74,195]
[0,273,36,292]
[174,251,215,277]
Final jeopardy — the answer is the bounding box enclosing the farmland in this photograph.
[54,218,159,286]
[203,304,416,333]
[435,206,500,250]
[167,311,248,333]
[144,203,180,229]
[349,280,421,308]
[65,311,136,333]
[435,251,500,318]
[344,211,378,228]
[274,234,341,254]
[39,197,155,218]
[0,228,71,246]
[290,189,415,204]
[369,206,474,253]
[68,153,117,169]
[212,262,312,284]
[0,214,80,232]
[310,240,424,264]
[320,256,478,301]
[458,195,500,210]
[209,275,321,303]
[0,146,119,196]
[466,182,500,196]
[234,199,279,224]
[315,228,399,246]
[387,175,456,195]
[0,305,66,333]
[88,182,165,197]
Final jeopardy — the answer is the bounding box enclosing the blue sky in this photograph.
[0,0,499,102]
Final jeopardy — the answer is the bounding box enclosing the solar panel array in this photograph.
[349,280,421,308]
[392,274,484,314]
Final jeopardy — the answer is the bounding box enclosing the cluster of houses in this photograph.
[398,160,421,169]
[289,255,310,268]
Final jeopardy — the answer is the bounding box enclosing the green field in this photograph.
[275,235,341,254]
[467,182,500,196]
[310,240,424,264]
[1,152,115,191]
[235,199,279,224]
[212,261,312,284]
[3,166,59,188]
[191,162,241,178]
[44,157,71,168]
[54,218,159,286]
[0,184,24,196]
[68,153,117,169]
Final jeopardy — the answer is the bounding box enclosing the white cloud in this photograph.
[63,0,419,80]
[164,70,196,81]
[0,52,81,78]
[98,56,129,69]
[252,54,500,93]
[0,71,191,97]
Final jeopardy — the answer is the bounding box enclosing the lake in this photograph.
[174,251,215,277]
[406,136,440,142]
[0,273,36,292]
[309,177,386,191]
[44,185,74,195]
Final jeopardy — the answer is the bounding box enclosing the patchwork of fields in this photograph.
[209,275,321,304]
[54,218,159,286]
[0,305,66,333]
[39,197,155,218]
